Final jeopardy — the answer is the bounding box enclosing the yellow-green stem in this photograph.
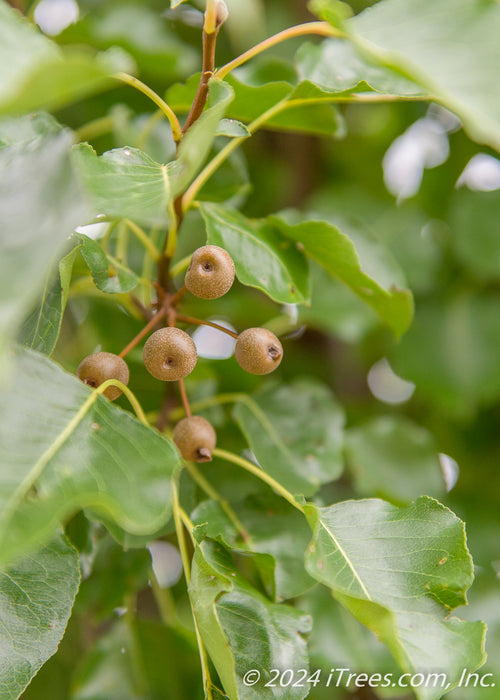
[216,21,341,80]
[114,73,183,143]
[137,109,165,151]
[172,480,213,696]
[170,254,192,278]
[182,99,289,211]
[75,115,115,143]
[169,391,244,422]
[213,448,305,514]
[98,380,149,425]
[124,219,161,261]
[185,462,251,544]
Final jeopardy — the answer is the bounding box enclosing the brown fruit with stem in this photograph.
[235,328,283,375]
[77,352,129,401]
[173,415,217,462]
[143,327,197,381]
[185,245,235,300]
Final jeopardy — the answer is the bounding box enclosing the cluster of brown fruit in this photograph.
[77,245,283,462]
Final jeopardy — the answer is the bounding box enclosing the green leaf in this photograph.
[190,539,311,700]
[391,293,500,416]
[343,0,500,152]
[233,379,345,497]
[72,618,202,700]
[296,38,425,97]
[76,234,138,294]
[169,79,234,196]
[18,246,80,356]
[200,203,310,304]
[298,586,398,679]
[0,348,182,567]
[449,188,500,280]
[168,71,344,137]
[0,112,62,146]
[75,535,151,621]
[59,4,196,81]
[216,118,251,138]
[191,493,315,601]
[269,215,414,337]
[304,496,487,699]
[0,131,88,359]
[0,533,80,700]
[308,0,353,26]
[345,416,446,504]
[72,144,171,227]
[224,73,344,137]
[299,262,378,343]
[0,4,130,115]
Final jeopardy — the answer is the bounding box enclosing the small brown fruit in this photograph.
[235,328,283,375]
[173,415,217,462]
[143,327,197,381]
[185,245,235,300]
[77,352,129,401]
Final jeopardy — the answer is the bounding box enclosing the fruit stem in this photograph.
[170,284,187,307]
[216,21,342,80]
[169,391,245,422]
[113,72,183,144]
[185,462,251,544]
[118,307,166,358]
[213,448,305,514]
[178,378,192,417]
[175,314,238,339]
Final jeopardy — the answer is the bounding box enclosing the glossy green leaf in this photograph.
[0,131,88,359]
[191,493,315,601]
[343,0,500,152]
[223,73,343,136]
[304,496,487,699]
[296,38,424,97]
[216,118,251,138]
[190,539,311,700]
[298,586,397,679]
[269,215,414,337]
[233,379,345,497]
[169,79,234,196]
[73,144,171,227]
[19,246,80,356]
[168,71,344,137]
[0,533,80,700]
[200,203,310,304]
[449,188,500,280]
[0,347,182,567]
[76,234,138,294]
[0,4,130,115]
[345,416,446,504]
[391,293,500,417]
